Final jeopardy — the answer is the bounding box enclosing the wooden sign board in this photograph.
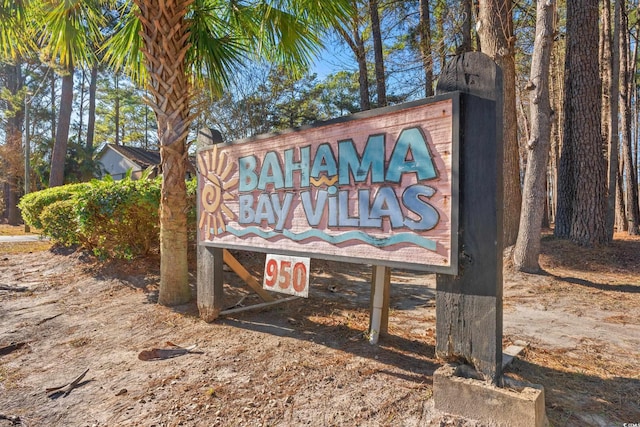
[197,94,459,274]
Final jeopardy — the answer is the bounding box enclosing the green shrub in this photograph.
[19,183,89,230]
[186,178,197,241]
[18,176,198,260]
[75,177,162,259]
[39,199,81,246]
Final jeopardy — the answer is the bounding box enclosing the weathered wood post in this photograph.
[435,52,504,384]
[197,128,225,322]
[368,265,391,344]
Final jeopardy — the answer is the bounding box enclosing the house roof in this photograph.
[99,143,197,176]
[105,144,161,169]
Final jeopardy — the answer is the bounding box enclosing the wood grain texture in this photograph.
[223,249,274,302]
[197,97,458,272]
[435,52,504,384]
[197,129,225,322]
[197,245,224,322]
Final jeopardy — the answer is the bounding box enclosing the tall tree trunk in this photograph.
[543,171,551,227]
[49,67,74,187]
[336,2,371,111]
[51,72,56,143]
[549,32,564,226]
[477,0,521,247]
[2,183,9,221]
[354,31,371,111]
[145,91,149,148]
[3,62,24,225]
[457,0,473,54]
[517,95,530,144]
[86,65,98,150]
[136,0,192,306]
[369,0,386,107]
[555,0,607,245]
[419,0,434,97]
[620,7,640,234]
[600,0,612,147]
[513,0,555,272]
[616,156,627,230]
[77,67,85,145]
[606,0,620,240]
[115,74,120,145]
[435,0,446,77]
[636,90,640,198]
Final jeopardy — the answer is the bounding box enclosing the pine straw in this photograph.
[506,232,640,426]
[0,240,52,255]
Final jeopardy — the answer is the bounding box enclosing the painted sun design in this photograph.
[198,144,238,240]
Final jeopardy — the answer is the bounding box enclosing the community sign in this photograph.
[197,93,459,274]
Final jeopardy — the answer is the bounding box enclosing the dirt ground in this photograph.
[1,229,639,427]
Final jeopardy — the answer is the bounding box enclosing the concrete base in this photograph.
[433,364,548,427]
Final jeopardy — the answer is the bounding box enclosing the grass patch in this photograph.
[0,241,52,255]
[0,224,41,236]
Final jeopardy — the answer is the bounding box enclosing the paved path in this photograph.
[0,235,48,243]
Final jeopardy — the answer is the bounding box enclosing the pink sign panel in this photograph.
[197,94,459,273]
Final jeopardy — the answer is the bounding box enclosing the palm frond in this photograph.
[39,0,105,68]
[187,0,250,95]
[187,0,353,93]
[241,0,353,78]
[101,0,147,85]
[0,0,36,59]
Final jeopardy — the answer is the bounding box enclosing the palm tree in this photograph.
[3,0,106,188]
[38,0,105,187]
[105,0,353,305]
[1,0,34,224]
[1,0,30,59]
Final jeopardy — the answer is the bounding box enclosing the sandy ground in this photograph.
[0,233,639,426]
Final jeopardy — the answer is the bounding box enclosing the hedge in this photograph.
[19,176,197,260]
[19,183,90,230]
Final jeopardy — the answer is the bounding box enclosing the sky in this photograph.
[310,37,355,80]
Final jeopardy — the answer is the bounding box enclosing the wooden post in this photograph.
[197,128,225,322]
[222,249,275,302]
[435,52,505,384]
[368,265,391,344]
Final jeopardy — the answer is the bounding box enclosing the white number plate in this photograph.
[263,254,310,298]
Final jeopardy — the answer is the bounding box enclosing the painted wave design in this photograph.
[225,227,437,251]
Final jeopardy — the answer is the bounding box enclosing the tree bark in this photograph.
[114,74,120,146]
[51,72,56,143]
[336,1,371,111]
[3,62,23,225]
[86,65,98,150]
[354,33,371,111]
[548,33,564,226]
[555,0,607,245]
[616,155,627,231]
[513,0,555,272]
[605,0,620,240]
[77,67,85,146]
[620,7,640,234]
[418,0,434,97]
[136,0,192,306]
[457,0,473,54]
[49,67,74,187]
[435,1,446,73]
[600,0,612,147]
[369,0,386,107]
[477,0,521,247]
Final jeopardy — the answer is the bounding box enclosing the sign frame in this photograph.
[197,92,460,275]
